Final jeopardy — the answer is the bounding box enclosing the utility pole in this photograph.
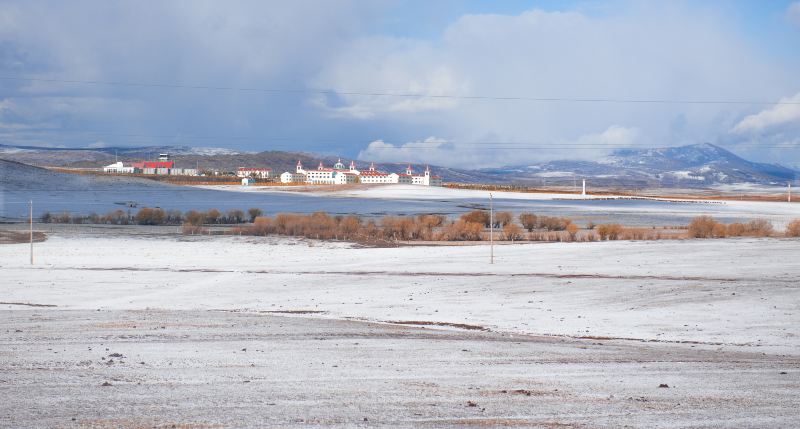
[489,193,494,265]
[789,182,792,203]
[29,200,33,265]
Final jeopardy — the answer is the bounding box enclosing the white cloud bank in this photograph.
[358,126,639,168]
[316,5,798,166]
[1,2,799,167]
[733,92,800,134]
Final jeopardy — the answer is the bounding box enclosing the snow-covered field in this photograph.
[2,232,799,427]
[2,234,798,354]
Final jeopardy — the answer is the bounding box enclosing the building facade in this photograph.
[278,159,442,186]
[236,167,272,179]
[102,161,135,174]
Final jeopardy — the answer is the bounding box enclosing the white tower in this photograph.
[296,160,303,173]
[582,179,586,196]
[406,164,413,175]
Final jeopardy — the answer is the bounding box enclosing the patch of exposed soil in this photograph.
[0,230,46,244]
[389,320,490,331]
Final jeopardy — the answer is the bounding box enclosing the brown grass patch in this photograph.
[0,230,46,244]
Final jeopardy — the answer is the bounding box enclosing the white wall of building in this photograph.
[280,172,307,183]
[237,169,271,179]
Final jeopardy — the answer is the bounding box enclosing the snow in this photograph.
[666,170,704,180]
[195,183,800,228]
[199,183,612,200]
[2,234,798,355]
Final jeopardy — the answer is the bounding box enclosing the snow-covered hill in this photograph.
[483,143,798,187]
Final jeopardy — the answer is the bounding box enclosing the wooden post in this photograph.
[29,200,33,265]
[490,193,494,264]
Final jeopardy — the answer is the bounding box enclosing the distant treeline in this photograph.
[39,208,799,242]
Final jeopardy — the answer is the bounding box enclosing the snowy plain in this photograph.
[2,234,798,354]
[2,229,800,427]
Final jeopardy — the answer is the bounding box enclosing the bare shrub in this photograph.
[566,223,579,240]
[185,210,205,226]
[726,222,745,237]
[461,210,490,227]
[180,225,206,235]
[166,209,183,224]
[503,223,524,241]
[538,216,572,231]
[711,223,727,238]
[597,224,623,240]
[519,213,538,231]
[495,211,513,228]
[586,221,596,230]
[382,216,419,240]
[205,209,221,224]
[438,220,483,241]
[135,207,166,225]
[786,219,800,237]
[619,227,662,240]
[687,216,719,238]
[55,211,72,223]
[339,215,362,239]
[226,209,245,224]
[251,217,272,235]
[248,208,263,222]
[744,219,773,237]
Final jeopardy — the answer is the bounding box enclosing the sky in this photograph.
[0,0,799,168]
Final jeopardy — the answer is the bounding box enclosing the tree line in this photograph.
[39,208,799,242]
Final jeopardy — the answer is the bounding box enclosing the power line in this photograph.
[1,129,797,150]
[2,75,799,105]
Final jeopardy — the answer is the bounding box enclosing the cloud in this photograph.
[358,126,639,168]
[1,2,799,166]
[788,2,800,27]
[732,92,800,133]
[317,4,797,165]
[358,137,461,164]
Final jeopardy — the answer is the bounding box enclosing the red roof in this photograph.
[133,161,174,169]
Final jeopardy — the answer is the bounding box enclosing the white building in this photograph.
[236,167,272,179]
[359,162,393,184]
[241,177,256,186]
[278,159,442,186]
[405,165,443,186]
[294,159,361,185]
[102,161,135,174]
[280,171,307,183]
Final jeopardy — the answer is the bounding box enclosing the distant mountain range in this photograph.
[480,143,797,187]
[1,142,796,187]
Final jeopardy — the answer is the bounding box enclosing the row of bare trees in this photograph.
[687,215,786,238]
[41,207,264,226]
[40,207,800,241]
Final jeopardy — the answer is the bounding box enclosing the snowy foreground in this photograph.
[2,234,799,427]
